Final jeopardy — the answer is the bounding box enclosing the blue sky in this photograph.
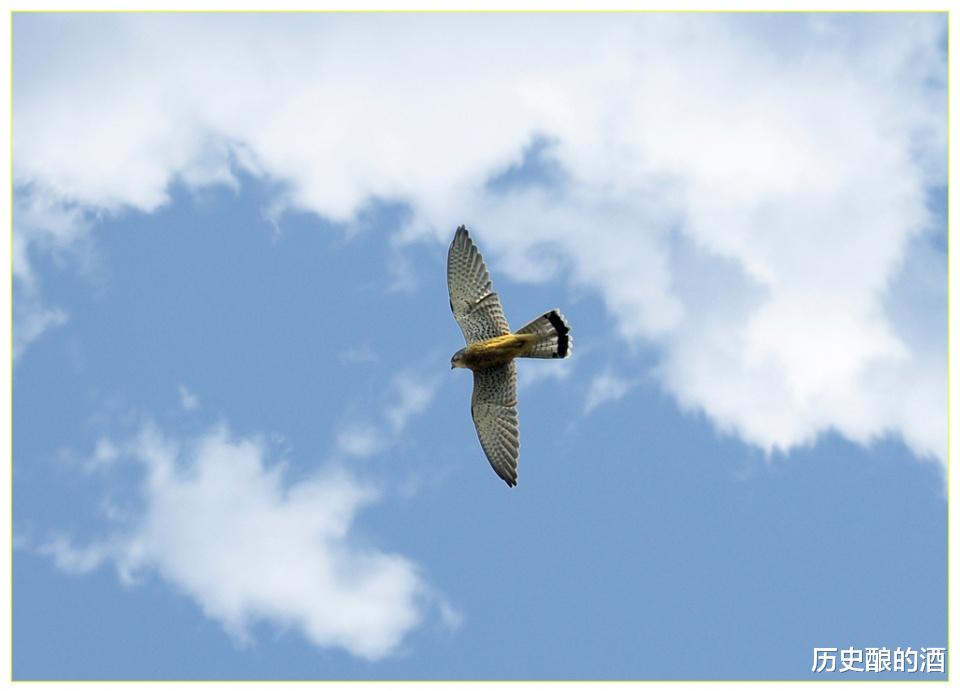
[11,12,947,680]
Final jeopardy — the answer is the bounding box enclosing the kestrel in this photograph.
[448,225,572,487]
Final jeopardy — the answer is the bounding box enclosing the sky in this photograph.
[11,11,947,681]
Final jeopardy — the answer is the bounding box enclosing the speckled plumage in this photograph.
[471,363,519,487]
[447,227,510,343]
[447,225,572,487]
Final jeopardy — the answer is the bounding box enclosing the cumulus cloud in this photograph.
[40,422,444,660]
[13,13,946,463]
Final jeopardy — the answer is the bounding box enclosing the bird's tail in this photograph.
[515,309,572,359]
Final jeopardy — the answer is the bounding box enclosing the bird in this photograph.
[447,225,572,487]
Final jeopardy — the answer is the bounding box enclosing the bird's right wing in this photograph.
[471,362,520,487]
[448,225,510,344]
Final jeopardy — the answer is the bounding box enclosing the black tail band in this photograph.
[546,310,570,358]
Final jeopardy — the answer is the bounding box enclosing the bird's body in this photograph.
[447,225,572,487]
[455,333,536,370]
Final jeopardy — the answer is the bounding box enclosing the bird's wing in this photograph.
[448,225,510,344]
[471,361,520,487]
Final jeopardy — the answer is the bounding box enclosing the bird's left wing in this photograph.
[471,361,520,487]
[448,225,510,344]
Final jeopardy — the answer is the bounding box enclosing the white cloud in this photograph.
[84,436,121,471]
[177,384,199,411]
[12,187,92,359]
[13,295,67,360]
[336,423,386,459]
[584,370,635,415]
[13,13,946,464]
[40,422,444,660]
[385,373,439,435]
[40,535,113,574]
[519,357,574,392]
[336,370,439,459]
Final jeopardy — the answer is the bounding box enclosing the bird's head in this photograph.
[450,348,467,369]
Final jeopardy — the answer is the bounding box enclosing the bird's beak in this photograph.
[450,363,455,369]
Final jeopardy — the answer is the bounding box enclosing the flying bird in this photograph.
[448,225,572,487]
